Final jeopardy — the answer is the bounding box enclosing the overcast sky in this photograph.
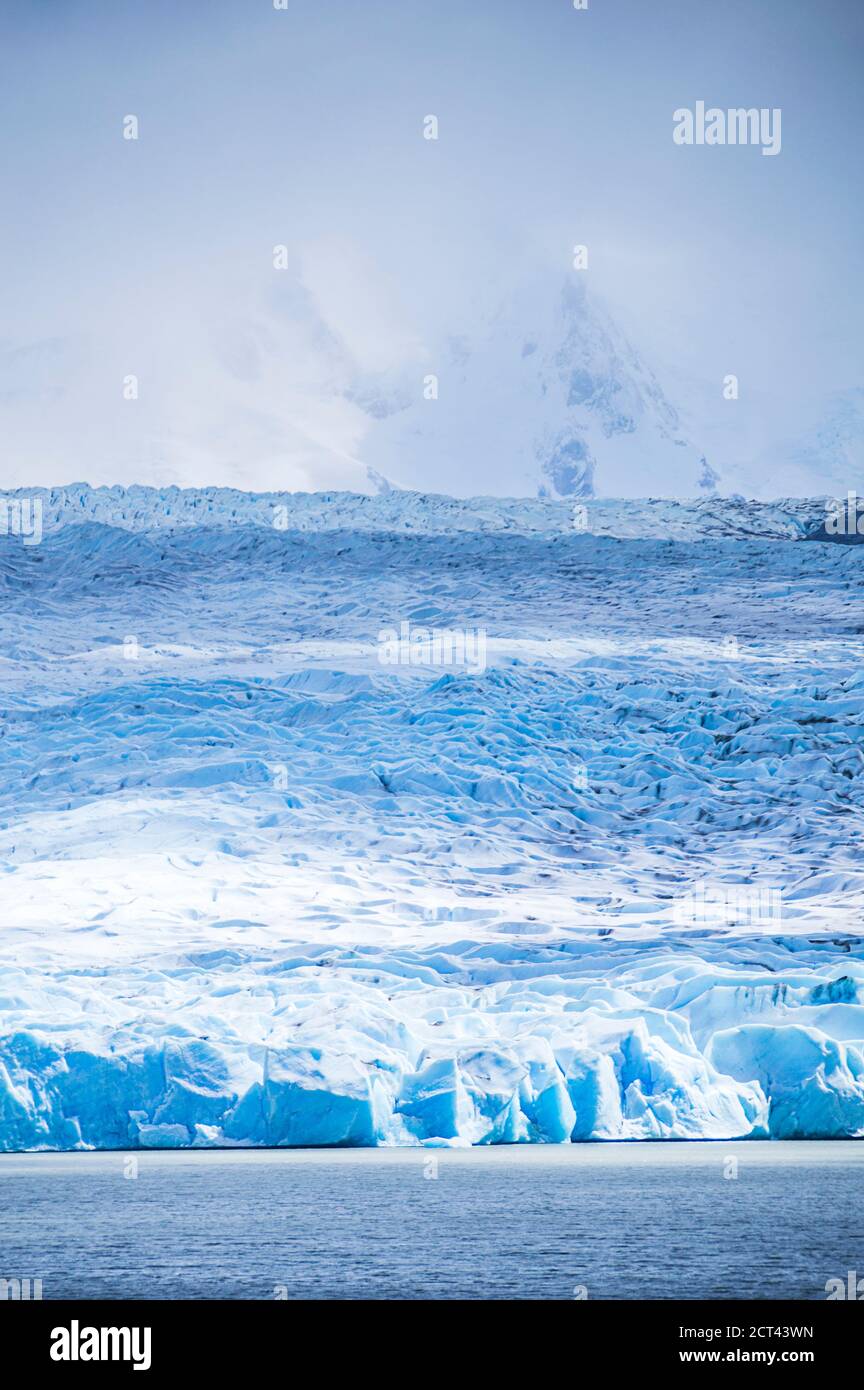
[1,0,862,493]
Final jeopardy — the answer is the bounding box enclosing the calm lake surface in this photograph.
[1,1141,862,1300]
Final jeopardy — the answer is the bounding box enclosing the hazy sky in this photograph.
[1,0,862,493]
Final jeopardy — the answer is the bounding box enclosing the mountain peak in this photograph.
[357,275,711,500]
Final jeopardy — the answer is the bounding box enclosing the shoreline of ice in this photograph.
[5,937,864,1151]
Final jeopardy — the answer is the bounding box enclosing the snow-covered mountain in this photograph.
[748,387,864,500]
[357,276,712,499]
[3,269,857,504]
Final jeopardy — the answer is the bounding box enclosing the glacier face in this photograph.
[1,485,863,1150]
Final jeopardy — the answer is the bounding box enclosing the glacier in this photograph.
[1,484,863,1150]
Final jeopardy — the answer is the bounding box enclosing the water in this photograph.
[1,1141,862,1300]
